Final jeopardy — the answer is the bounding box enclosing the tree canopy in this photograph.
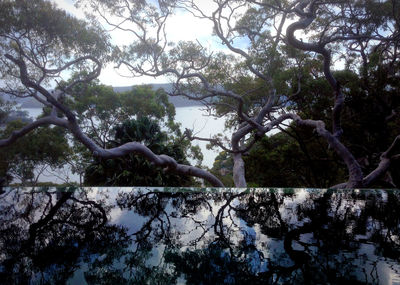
[0,120,71,185]
[84,116,198,186]
[1,0,399,188]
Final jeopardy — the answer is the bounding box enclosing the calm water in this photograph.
[21,107,228,183]
[1,188,399,284]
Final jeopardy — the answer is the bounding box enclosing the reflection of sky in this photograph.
[2,188,400,284]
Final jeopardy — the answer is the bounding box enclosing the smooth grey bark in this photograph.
[1,53,225,187]
[285,0,344,139]
[287,114,364,187]
[284,0,365,187]
[6,0,397,189]
[233,153,246,188]
[0,114,225,187]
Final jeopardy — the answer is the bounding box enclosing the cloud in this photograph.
[98,63,169,87]
[166,13,214,43]
[49,0,243,85]
[52,0,85,19]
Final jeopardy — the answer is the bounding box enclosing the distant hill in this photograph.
[1,83,204,108]
[1,93,44,108]
[114,83,203,107]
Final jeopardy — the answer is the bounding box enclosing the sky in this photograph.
[51,0,224,87]
[43,0,237,169]
[50,0,320,88]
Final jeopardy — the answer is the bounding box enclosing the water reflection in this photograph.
[0,188,399,284]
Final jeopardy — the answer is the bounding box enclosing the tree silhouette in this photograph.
[0,187,130,284]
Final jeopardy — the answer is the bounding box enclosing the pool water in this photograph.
[1,187,399,284]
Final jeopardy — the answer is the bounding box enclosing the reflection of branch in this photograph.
[0,188,123,284]
[70,196,108,229]
[27,191,73,248]
[214,192,246,244]
[283,223,312,270]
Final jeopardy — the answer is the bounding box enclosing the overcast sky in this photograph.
[51,0,323,89]
[51,0,227,87]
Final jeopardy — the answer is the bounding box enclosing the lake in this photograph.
[22,107,229,183]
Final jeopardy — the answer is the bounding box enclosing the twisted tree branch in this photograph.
[286,0,344,139]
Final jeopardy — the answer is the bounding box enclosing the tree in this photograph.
[84,116,198,186]
[63,80,203,185]
[0,119,72,185]
[1,0,400,187]
[75,0,399,188]
[0,0,221,187]
[2,187,399,283]
[243,67,400,188]
[0,187,131,284]
[0,103,72,186]
[0,97,14,124]
[66,79,177,149]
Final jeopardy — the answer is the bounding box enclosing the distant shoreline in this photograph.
[1,83,204,108]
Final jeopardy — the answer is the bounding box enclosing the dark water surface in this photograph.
[1,188,399,284]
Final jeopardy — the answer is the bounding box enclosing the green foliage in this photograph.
[242,62,400,187]
[0,97,14,124]
[0,0,110,59]
[244,131,346,188]
[63,80,201,185]
[68,81,176,144]
[84,117,198,186]
[61,78,203,185]
[210,151,234,187]
[2,0,399,187]
[0,0,111,94]
[0,120,71,185]
[71,82,176,122]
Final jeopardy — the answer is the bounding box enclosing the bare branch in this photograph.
[286,0,344,139]
[283,113,364,188]
[185,129,233,153]
[363,135,400,187]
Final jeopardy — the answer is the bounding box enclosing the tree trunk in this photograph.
[233,153,247,187]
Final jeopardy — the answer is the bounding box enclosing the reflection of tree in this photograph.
[0,187,130,284]
[362,191,400,259]
[117,190,220,247]
[235,190,400,284]
[83,189,221,284]
[1,188,399,284]
[115,189,400,284]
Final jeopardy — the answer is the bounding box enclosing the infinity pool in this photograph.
[1,188,399,284]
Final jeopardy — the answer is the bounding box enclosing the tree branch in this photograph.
[2,51,224,187]
[286,0,344,139]
[362,135,400,187]
[0,116,69,147]
[284,113,363,187]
